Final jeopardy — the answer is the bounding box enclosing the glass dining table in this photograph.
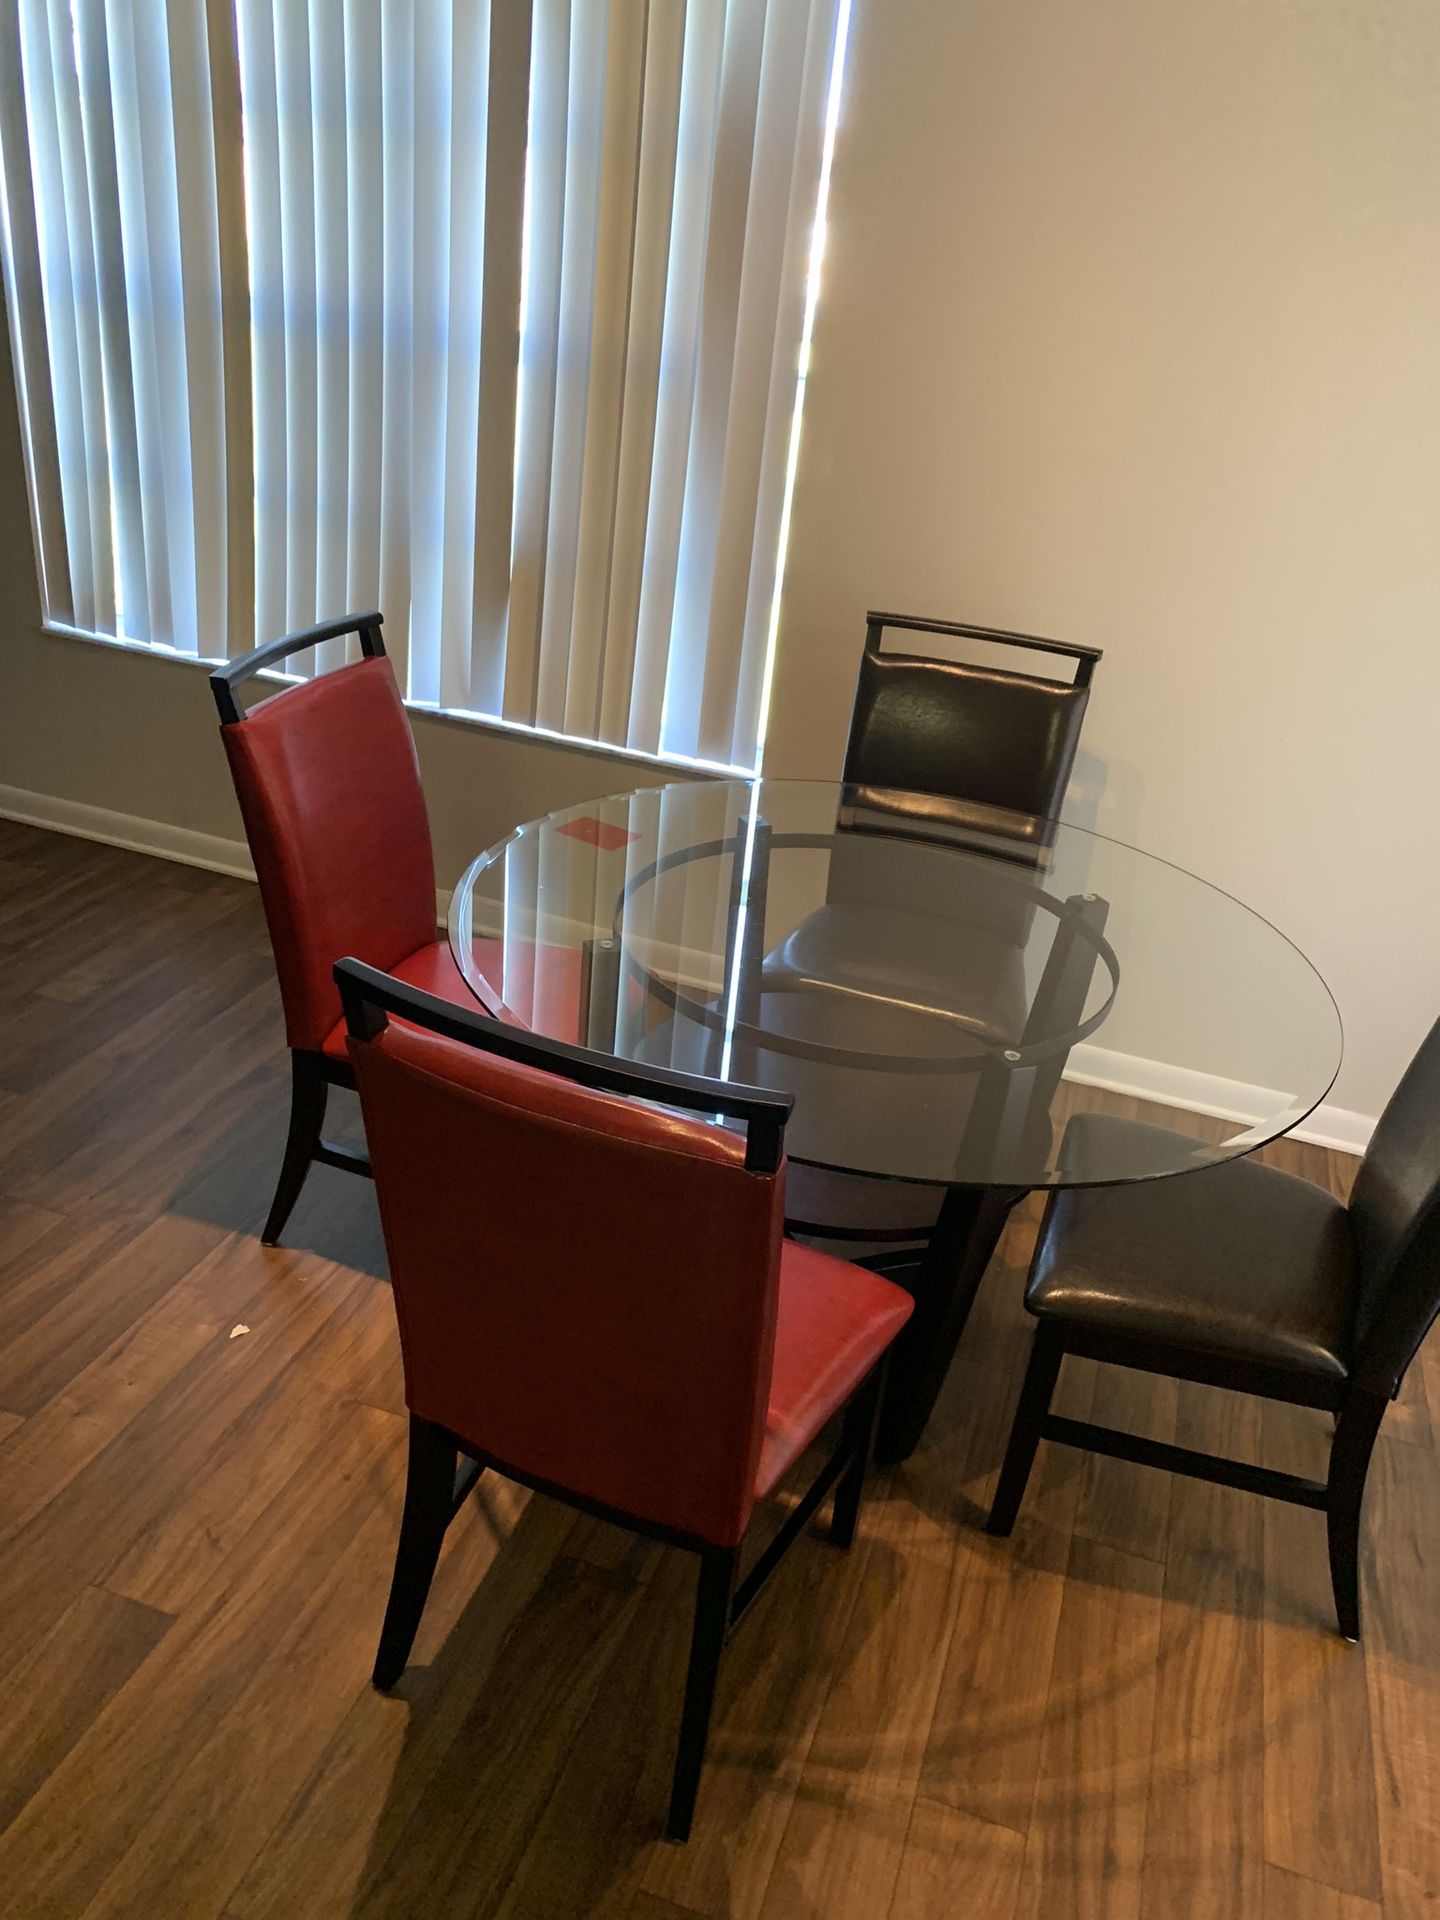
[448,778,1342,1464]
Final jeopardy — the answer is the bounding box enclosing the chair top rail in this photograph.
[334,957,793,1174]
[864,609,1102,678]
[209,612,386,723]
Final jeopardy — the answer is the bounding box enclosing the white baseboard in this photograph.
[4,789,1376,1157]
[1291,1105,1375,1156]
[1067,1042,1374,1157]
[0,782,255,881]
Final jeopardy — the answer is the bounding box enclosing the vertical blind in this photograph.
[0,0,846,772]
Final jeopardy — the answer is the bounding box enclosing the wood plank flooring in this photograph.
[0,817,1435,1918]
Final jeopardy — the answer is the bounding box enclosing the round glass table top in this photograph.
[447,779,1342,1192]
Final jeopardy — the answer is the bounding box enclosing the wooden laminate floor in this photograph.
[0,818,1435,1920]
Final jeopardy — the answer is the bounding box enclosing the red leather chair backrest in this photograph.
[350,1019,786,1548]
[221,657,437,1052]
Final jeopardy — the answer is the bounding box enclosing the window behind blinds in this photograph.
[0,0,850,772]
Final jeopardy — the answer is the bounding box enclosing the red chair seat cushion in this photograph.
[322,938,590,1061]
[757,1241,913,1499]
[322,940,489,1060]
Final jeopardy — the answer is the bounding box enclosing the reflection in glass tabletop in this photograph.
[447,779,1341,1193]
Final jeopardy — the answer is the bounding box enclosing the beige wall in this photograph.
[0,620,687,889]
[5,0,1439,1118]
[766,0,1440,1119]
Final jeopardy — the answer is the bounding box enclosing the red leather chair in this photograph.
[210,613,484,1245]
[334,957,914,1842]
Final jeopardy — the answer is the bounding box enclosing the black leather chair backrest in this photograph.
[1347,1015,1440,1392]
[841,613,1100,829]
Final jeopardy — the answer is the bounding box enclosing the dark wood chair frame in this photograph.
[209,614,390,1245]
[335,957,890,1842]
[988,1276,1389,1643]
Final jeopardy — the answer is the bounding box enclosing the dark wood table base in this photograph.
[872,1185,1025,1465]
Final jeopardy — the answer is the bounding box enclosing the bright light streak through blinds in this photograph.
[718,0,853,1078]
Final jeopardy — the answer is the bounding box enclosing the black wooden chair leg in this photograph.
[830,1366,884,1549]
[1326,1389,1387,1642]
[262,1051,329,1246]
[373,1417,458,1690]
[987,1325,1064,1536]
[666,1545,738,1843]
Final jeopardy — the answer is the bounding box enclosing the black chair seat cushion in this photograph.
[762,902,1029,1046]
[1028,1134,1359,1382]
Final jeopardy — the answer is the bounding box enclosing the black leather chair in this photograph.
[776,611,1103,1263]
[838,610,1101,851]
[988,1017,1440,1640]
